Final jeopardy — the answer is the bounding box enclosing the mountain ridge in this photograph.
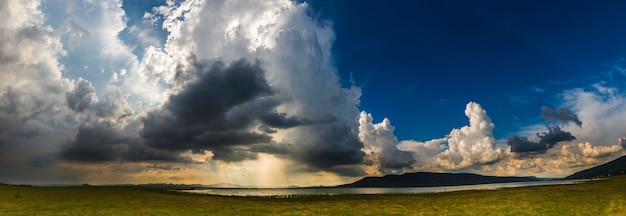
[341,155,626,188]
[339,172,539,188]
[565,155,626,179]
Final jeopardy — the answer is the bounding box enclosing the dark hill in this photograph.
[339,172,539,187]
[565,156,626,180]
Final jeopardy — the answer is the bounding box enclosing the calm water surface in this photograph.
[180,179,588,197]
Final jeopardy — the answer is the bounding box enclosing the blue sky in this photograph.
[307,0,626,141]
[2,0,626,186]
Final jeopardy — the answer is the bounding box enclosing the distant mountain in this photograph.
[339,172,539,188]
[144,182,247,189]
[565,156,626,180]
[205,183,243,188]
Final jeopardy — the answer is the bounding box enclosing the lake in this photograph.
[179,179,588,197]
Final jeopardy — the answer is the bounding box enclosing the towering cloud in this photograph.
[139,54,364,174]
[0,0,70,134]
[143,0,367,176]
[0,0,82,183]
[435,102,503,170]
[362,102,508,172]
[540,106,582,127]
[358,112,414,175]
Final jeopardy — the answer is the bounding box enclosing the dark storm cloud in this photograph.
[325,166,366,177]
[250,123,365,170]
[211,146,260,162]
[540,106,582,127]
[507,135,546,153]
[508,106,581,155]
[538,125,576,146]
[378,149,414,169]
[245,124,365,175]
[259,113,334,129]
[60,124,123,161]
[0,85,64,148]
[142,57,280,160]
[297,124,364,168]
[60,123,188,162]
[0,87,22,142]
[507,125,576,154]
[141,56,365,174]
[66,78,97,113]
[166,58,272,126]
[259,113,314,129]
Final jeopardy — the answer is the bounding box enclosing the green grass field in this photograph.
[1,175,625,215]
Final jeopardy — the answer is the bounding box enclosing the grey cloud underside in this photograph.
[249,124,365,169]
[259,113,334,129]
[141,58,275,161]
[507,125,576,154]
[141,57,360,166]
[57,55,366,174]
[60,123,189,163]
[541,106,582,127]
[507,136,546,153]
[297,124,364,168]
[139,56,366,171]
[378,150,414,169]
[0,0,371,181]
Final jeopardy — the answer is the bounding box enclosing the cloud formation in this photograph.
[141,58,275,161]
[577,142,622,158]
[397,138,447,168]
[540,106,582,127]
[358,111,414,175]
[435,102,503,170]
[145,0,368,176]
[61,122,188,163]
[507,125,577,154]
[0,0,81,183]
[490,86,626,178]
[66,78,97,113]
[561,85,626,147]
[3,0,626,186]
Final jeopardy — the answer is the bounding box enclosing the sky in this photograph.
[2,0,626,187]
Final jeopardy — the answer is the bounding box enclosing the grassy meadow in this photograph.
[1,175,625,215]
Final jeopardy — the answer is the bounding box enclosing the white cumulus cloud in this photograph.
[577,142,623,158]
[435,102,504,170]
[358,111,413,175]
